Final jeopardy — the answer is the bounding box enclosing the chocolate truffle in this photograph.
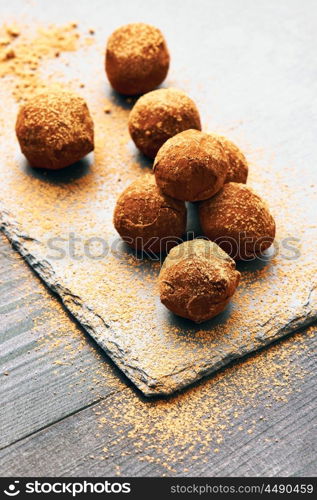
[16,90,94,169]
[113,174,186,253]
[211,134,248,184]
[105,23,170,95]
[154,129,228,202]
[159,239,240,323]
[199,182,276,260]
[128,88,201,158]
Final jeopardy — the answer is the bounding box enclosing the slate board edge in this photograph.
[1,205,316,397]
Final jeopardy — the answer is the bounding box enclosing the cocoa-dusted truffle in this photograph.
[199,182,276,260]
[16,90,94,170]
[105,23,170,95]
[154,129,228,202]
[128,88,201,159]
[159,239,240,323]
[113,174,186,253]
[211,134,248,184]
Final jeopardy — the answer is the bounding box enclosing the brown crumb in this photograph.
[6,24,20,37]
[0,22,84,101]
[3,48,15,60]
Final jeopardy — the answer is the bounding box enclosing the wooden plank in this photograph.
[0,320,315,476]
[0,234,126,449]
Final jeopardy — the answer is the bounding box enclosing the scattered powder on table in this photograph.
[0,22,316,399]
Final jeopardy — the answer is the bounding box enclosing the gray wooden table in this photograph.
[0,0,316,477]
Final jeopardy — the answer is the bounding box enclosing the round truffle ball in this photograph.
[105,23,170,95]
[128,88,201,159]
[211,134,248,184]
[154,129,228,202]
[16,90,94,170]
[199,182,276,260]
[159,239,240,323]
[113,174,186,253]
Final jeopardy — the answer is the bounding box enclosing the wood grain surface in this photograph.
[0,0,317,396]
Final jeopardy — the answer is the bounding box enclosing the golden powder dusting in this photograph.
[0,22,84,101]
[1,246,314,474]
[93,326,315,474]
[0,233,120,399]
